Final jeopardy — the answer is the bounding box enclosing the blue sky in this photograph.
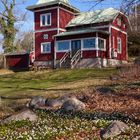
[0,0,122,53]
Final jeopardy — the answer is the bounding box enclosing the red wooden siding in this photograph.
[6,54,29,70]
[111,28,127,60]
[35,30,57,61]
[56,52,66,60]
[82,51,96,58]
[59,8,75,29]
[35,9,58,30]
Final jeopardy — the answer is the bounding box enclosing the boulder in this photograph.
[2,109,38,124]
[28,96,46,109]
[96,87,115,94]
[46,95,74,108]
[61,97,86,111]
[101,121,129,139]
[132,136,140,140]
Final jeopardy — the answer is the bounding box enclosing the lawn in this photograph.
[0,67,140,139]
[0,68,117,98]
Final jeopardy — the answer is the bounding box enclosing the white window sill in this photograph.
[41,52,51,54]
[40,24,51,27]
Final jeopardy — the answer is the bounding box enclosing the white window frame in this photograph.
[41,42,51,54]
[117,37,122,53]
[98,37,106,51]
[82,37,96,50]
[117,18,121,26]
[40,13,51,27]
[43,34,48,39]
[56,40,70,52]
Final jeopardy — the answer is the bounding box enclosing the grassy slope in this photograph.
[0,68,117,98]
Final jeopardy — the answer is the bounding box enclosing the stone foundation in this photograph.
[34,61,54,68]
[34,59,127,69]
[75,58,127,68]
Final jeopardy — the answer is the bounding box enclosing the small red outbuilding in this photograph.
[5,53,29,70]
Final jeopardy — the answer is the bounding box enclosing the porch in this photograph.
[54,29,109,68]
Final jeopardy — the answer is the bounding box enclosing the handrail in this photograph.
[71,49,81,69]
[60,51,70,68]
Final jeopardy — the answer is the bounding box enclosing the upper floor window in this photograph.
[41,42,51,53]
[117,37,122,53]
[117,18,121,26]
[40,13,51,27]
[83,38,96,50]
[98,38,106,50]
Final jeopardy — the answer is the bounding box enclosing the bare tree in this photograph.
[20,31,33,52]
[0,0,26,53]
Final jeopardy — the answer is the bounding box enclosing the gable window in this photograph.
[83,38,96,50]
[40,13,51,26]
[98,38,106,50]
[117,37,122,53]
[57,41,70,52]
[41,42,51,53]
[117,18,121,26]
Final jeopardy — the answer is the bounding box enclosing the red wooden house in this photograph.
[27,0,129,68]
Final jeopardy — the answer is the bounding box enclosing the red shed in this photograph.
[5,53,29,70]
[27,0,129,68]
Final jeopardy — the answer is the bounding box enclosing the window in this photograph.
[41,42,51,53]
[98,38,106,50]
[40,13,51,26]
[117,18,121,26]
[117,37,122,53]
[83,38,96,49]
[57,41,70,52]
[43,34,48,39]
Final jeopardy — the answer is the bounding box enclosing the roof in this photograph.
[55,28,109,37]
[27,0,79,13]
[5,52,29,56]
[67,8,121,27]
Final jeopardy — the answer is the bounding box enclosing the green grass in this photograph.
[0,68,117,98]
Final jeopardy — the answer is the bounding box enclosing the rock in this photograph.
[96,87,115,94]
[46,98,62,107]
[46,95,74,108]
[29,96,46,109]
[101,121,129,139]
[61,97,86,111]
[132,136,140,140]
[2,109,38,124]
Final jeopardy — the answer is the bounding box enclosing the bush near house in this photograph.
[128,32,140,57]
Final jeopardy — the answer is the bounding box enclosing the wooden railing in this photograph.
[59,51,70,68]
[71,50,81,69]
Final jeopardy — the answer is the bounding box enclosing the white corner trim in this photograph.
[96,32,98,57]
[109,24,112,59]
[57,7,60,34]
